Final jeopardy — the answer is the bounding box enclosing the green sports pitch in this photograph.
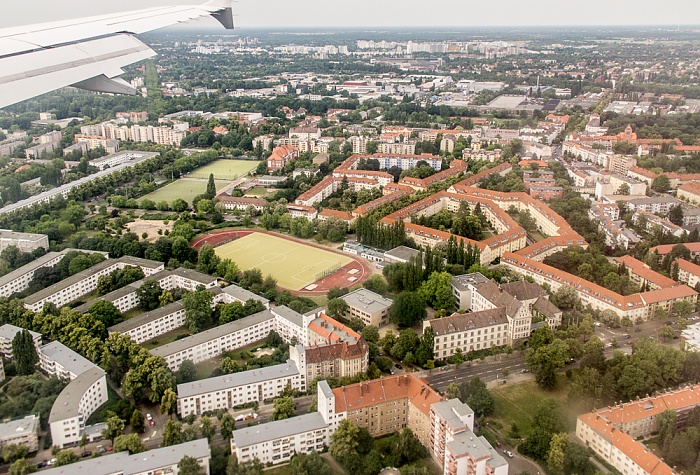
[141,179,229,205]
[214,233,352,291]
[187,160,259,181]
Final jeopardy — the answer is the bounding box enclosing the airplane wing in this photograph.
[0,0,234,108]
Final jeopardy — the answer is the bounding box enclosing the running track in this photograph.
[190,230,372,296]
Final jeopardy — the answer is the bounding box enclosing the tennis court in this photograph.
[214,233,352,290]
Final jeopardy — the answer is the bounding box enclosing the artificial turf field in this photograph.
[187,159,258,180]
[214,233,352,290]
[141,179,229,205]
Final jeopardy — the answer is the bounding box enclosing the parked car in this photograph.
[96,445,106,453]
[505,451,514,458]
[82,451,92,458]
[235,412,258,422]
[395,364,403,370]
[146,413,155,426]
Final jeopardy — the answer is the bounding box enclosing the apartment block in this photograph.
[23,256,164,312]
[40,439,210,475]
[676,259,700,289]
[49,367,108,448]
[576,385,700,475]
[39,341,97,380]
[0,324,42,359]
[340,288,393,327]
[177,357,305,416]
[0,415,39,453]
[0,230,48,252]
[426,308,510,360]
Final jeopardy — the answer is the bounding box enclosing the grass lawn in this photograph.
[188,159,259,180]
[214,233,352,291]
[142,327,192,350]
[265,459,335,475]
[141,179,230,205]
[245,187,273,197]
[489,379,582,438]
[530,231,547,242]
[194,358,221,381]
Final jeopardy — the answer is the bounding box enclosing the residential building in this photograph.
[576,385,700,475]
[426,308,509,360]
[450,273,490,310]
[682,323,700,352]
[0,230,48,252]
[678,181,700,205]
[340,288,393,327]
[39,440,210,475]
[614,255,678,290]
[0,324,42,359]
[216,194,267,212]
[88,151,159,170]
[177,357,305,416]
[231,412,329,465]
[267,145,299,172]
[676,259,700,289]
[0,415,39,453]
[108,301,185,344]
[0,245,75,298]
[39,341,97,380]
[49,367,108,448]
[651,243,700,259]
[23,257,164,312]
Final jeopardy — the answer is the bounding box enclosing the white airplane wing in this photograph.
[0,0,234,108]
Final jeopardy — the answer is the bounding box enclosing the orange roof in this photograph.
[677,258,700,278]
[319,209,353,221]
[651,243,700,256]
[614,255,678,289]
[332,373,443,417]
[679,181,700,195]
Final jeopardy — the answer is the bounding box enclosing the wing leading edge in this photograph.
[0,0,234,108]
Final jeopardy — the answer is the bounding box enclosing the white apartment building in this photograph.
[40,439,210,475]
[450,273,491,310]
[49,367,108,448]
[231,412,329,465]
[177,358,305,416]
[152,310,277,371]
[378,142,416,155]
[23,257,164,312]
[39,341,97,380]
[0,230,48,253]
[0,250,71,298]
[88,151,159,170]
[340,288,393,327]
[426,308,510,360]
[0,415,39,453]
[109,301,186,344]
[0,324,42,359]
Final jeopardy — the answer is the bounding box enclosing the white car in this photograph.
[505,451,514,458]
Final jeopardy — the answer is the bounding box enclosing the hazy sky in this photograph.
[2,0,699,28]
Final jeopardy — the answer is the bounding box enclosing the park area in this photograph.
[141,178,230,205]
[187,159,258,180]
[214,232,353,291]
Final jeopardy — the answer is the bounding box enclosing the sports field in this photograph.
[188,160,259,180]
[142,179,229,205]
[214,233,352,290]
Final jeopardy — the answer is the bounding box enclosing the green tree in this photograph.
[178,455,206,475]
[227,454,263,475]
[162,419,183,447]
[183,288,214,333]
[113,433,147,454]
[395,428,426,465]
[54,450,79,467]
[418,271,455,310]
[327,298,349,319]
[520,399,563,460]
[178,360,197,384]
[389,291,427,326]
[205,174,217,200]
[329,420,360,465]
[220,412,236,440]
[547,433,569,475]
[161,388,178,418]
[652,174,671,192]
[200,415,215,441]
[272,395,296,421]
[360,325,380,344]
[102,415,125,445]
[289,452,332,475]
[445,383,462,400]
[12,330,38,376]
[1,444,28,464]
[458,377,495,417]
[526,339,569,389]
[130,409,146,434]
[136,280,163,311]
[88,300,122,327]
[8,459,36,475]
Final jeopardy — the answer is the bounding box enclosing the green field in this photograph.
[214,233,352,290]
[142,179,229,205]
[188,159,258,180]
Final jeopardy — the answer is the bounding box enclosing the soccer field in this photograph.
[214,233,352,290]
[142,179,230,205]
[188,160,259,180]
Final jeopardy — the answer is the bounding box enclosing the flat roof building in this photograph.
[0,230,48,253]
[0,415,39,453]
[340,288,393,327]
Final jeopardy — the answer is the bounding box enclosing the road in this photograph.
[424,354,528,391]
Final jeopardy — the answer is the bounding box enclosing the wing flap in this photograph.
[0,34,154,108]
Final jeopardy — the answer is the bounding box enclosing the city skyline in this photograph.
[1,0,699,28]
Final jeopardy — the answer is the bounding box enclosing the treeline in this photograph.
[355,217,407,250]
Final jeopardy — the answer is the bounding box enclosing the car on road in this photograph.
[47,459,56,466]
[235,412,258,422]
[520,369,529,373]
[395,364,403,370]
[82,451,92,458]
[146,413,154,426]
[505,451,514,458]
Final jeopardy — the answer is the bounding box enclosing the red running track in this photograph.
[190,230,372,296]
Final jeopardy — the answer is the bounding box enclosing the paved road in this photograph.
[424,354,528,391]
